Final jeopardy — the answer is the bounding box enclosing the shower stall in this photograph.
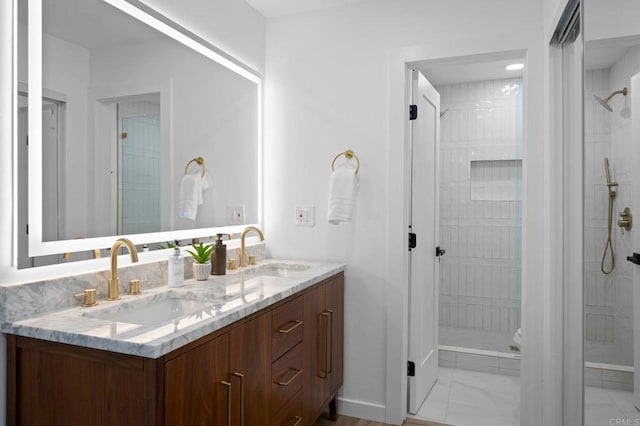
[435,76,523,375]
[583,45,640,387]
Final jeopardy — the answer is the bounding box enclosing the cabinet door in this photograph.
[164,333,230,425]
[327,274,344,395]
[229,313,272,426]
[304,283,330,422]
[303,275,345,424]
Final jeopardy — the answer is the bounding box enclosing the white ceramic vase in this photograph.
[193,262,211,281]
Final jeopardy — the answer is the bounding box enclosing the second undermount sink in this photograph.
[256,262,312,277]
[83,295,219,326]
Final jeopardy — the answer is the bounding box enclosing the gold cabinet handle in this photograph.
[292,416,303,426]
[327,310,334,374]
[319,312,330,378]
[278,320,303,334]
[233,372,245,426]
[275,368,303,386]
[221,380,231,426]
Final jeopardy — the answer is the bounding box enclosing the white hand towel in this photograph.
[327,165,358,225]
[179,174,204,221]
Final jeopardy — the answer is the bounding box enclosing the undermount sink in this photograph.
[83,295,220,326]
[256,262,312,277]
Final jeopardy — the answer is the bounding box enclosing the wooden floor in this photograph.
[313,414,449,426]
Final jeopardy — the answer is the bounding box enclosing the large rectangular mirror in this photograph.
[17,0,262,267]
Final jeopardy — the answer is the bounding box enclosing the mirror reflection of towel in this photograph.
[179,174,208,221]
[327,165,358,225]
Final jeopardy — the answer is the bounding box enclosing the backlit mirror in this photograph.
[17,0,261,267]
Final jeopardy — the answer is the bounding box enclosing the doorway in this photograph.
[406,54,525,425]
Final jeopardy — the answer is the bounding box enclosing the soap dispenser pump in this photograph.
[168,247,184,287]
[211,234,227,275]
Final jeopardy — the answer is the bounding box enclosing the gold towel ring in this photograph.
[185,157,206,178]
[331,149,360,174]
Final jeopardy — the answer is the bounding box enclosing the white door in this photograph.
[631,72,640,409]
[408,70,441,415]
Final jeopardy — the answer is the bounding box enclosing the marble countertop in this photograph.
[1,260,345,359]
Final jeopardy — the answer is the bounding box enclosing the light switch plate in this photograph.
[295,205,315,227]
[227,206,245,225]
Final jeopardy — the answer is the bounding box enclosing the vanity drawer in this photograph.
[272,342,304,415]
[272,391,303,426]
[271,296,304,362]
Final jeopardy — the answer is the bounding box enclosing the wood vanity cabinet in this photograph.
[6,272,344,426]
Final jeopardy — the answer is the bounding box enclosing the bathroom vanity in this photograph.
[4,261,344,426]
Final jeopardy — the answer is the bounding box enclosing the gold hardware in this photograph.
[319,312,330,378]
[331,149,360,174]
[292,416,303,426]
[184,156,206,178]
[128,279,146,295]
[239,226,264,267]
[327,310,334,374]
[275,368,303,386]
[233,372,245,426]
[278,320,303,334]
[227,259,237,270]
[74,289,98,307]
[107,238,139,301]
[248,255,256,266]
[619,207,633,231]
[221,380,232,426]
[121,132,127,139]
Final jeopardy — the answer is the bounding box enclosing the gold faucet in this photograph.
[239,226,264,267]
[107,238,139,301]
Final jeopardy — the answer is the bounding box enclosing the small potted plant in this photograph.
[186,242,215,281]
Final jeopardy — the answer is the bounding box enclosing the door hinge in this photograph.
[407,361,415,377]
[408,233,417,250]
[436,246,446,257]
[26,224,29,235]
[409,104,417,120]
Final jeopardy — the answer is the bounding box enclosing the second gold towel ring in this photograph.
[185,157,206,178]
[331,150,360,174]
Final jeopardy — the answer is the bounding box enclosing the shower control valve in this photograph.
[618,207,632,233]
[626,253,640,265]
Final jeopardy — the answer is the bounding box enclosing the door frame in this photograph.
[385,40,546,425]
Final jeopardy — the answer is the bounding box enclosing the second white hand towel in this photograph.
[179,174,203,221]
[327,164,358,225]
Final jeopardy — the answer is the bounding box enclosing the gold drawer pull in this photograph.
[278,320,303,334]
[275,368,303,386]
[292,416,303,426]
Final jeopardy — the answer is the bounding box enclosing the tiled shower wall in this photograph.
[437,78,522,349]
[584,46,640,366]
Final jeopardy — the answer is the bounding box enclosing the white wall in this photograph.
[263,0,543,422]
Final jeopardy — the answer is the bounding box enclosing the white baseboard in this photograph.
[336,396,387,423]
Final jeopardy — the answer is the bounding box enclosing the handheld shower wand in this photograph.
[601,158,617,274]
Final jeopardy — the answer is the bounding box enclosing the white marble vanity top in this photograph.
[1,260,345,359]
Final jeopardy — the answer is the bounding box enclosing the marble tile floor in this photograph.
[410,367,640,426]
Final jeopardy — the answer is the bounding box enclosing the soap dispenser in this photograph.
[211,234,227,275]
[168,247,184,287]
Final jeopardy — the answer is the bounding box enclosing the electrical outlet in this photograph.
[295,206,315,227]
[227,206,245,224]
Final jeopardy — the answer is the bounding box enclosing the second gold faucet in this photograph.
[239,226,264,267]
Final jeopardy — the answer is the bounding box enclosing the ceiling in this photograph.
[419,58,525,86]
[245,0,373,18]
